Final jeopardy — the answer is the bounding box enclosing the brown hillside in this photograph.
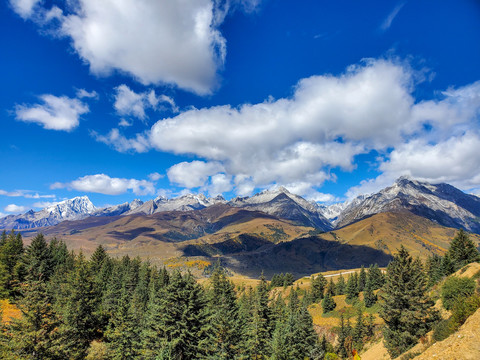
[412,307,480,360]
[323,211,480,259]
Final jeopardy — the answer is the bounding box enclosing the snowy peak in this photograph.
[94,199,144,217]
[335,177,480,232]
[0,196,96,229]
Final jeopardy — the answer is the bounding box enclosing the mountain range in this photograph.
[2,177,480,234]
[4,177,480,277]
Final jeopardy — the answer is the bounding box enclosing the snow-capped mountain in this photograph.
[127,193,226,215]
[335,177,480,232]
[229,187,332,230]
[93,199,144,217]
[0,196,96,229]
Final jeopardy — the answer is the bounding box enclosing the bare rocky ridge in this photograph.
[334,177,480,232]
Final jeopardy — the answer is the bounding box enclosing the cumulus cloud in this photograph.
[113,85,178,120]
[9,0,41,19]
[4,204,28,213]
[92,129,150,153]
[167,161,224,189]
[51,174,155,195]
[12,0,236,94]
[91,58,480,200]
[15,94,89,131]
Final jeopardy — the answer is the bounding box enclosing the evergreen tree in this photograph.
[365,314,375,338]
[105,288,141,360]
[0,230,24,296]
[56,252,100,359]
[283,273,294,287]
[363,276,377,308]
[367,263,384,290]
[335,274,346,295]
[335,314,352,359]
[22,233,53,283]
[380,246,439,358]
[326,278,336,297]
[89,245,108,274]
[447,229,480,270]
[247,274,272,359]
[321,291,336,313]
[426,254,445,287]
[352,308,365,351]
[141,270,210,359]
[311,274,327,302]
[357,266,367,292]
[5,280,61,359]
[346,273,359,302]
[441,252,455,276]
[206,268,241,359]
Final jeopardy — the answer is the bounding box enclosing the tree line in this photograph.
[0,229,478,359]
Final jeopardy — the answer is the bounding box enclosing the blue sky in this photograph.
[1,0,480,215]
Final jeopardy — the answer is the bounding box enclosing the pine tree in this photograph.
[247,274,272,359]
[352,307,365,351]
[326,278,336,297]
[89,245,108,274]
[335,314,352,359]
[380,246,439,358]
[367,263,384,289]
[311,274,327,302]
[363,276,377,308]
[205,268,241,359]
[447,229,480,270]
[441,252,455,276]
[321,291,336,313]
[56,252,100,359]
[5,280,61,359]
[426,254,444,287]
[141,270,210,359]
[335,273,346,295]
[358,266,367,292]
[0,230,24,297]
[105,288,141,360]
[346,273,359,302]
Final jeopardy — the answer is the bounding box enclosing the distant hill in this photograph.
[324,211,480,260]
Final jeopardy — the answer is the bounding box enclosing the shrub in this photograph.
[441,276,476,310]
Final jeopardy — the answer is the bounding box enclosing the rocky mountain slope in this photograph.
[229,187,331,230]
[0,196,96,229]
[335,177,480,232]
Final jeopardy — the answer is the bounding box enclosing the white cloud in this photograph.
[4,204,28,213]
[15,0,232,94]
[205,173,233,196]
[118,119,132,127]
[92,129,150,153]
[380,3,405,31]
[94,58,480,197]
[0,189,55,199]
[76,88,99,99]
[113,85,178,120]
[9,0,41,19]
[15,94,89,131]
[167,161,224,189]
[51,174,155,195]
[33,201,60,208]
[148,172,163,181]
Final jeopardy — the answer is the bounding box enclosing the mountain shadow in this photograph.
[184,236,393,278]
